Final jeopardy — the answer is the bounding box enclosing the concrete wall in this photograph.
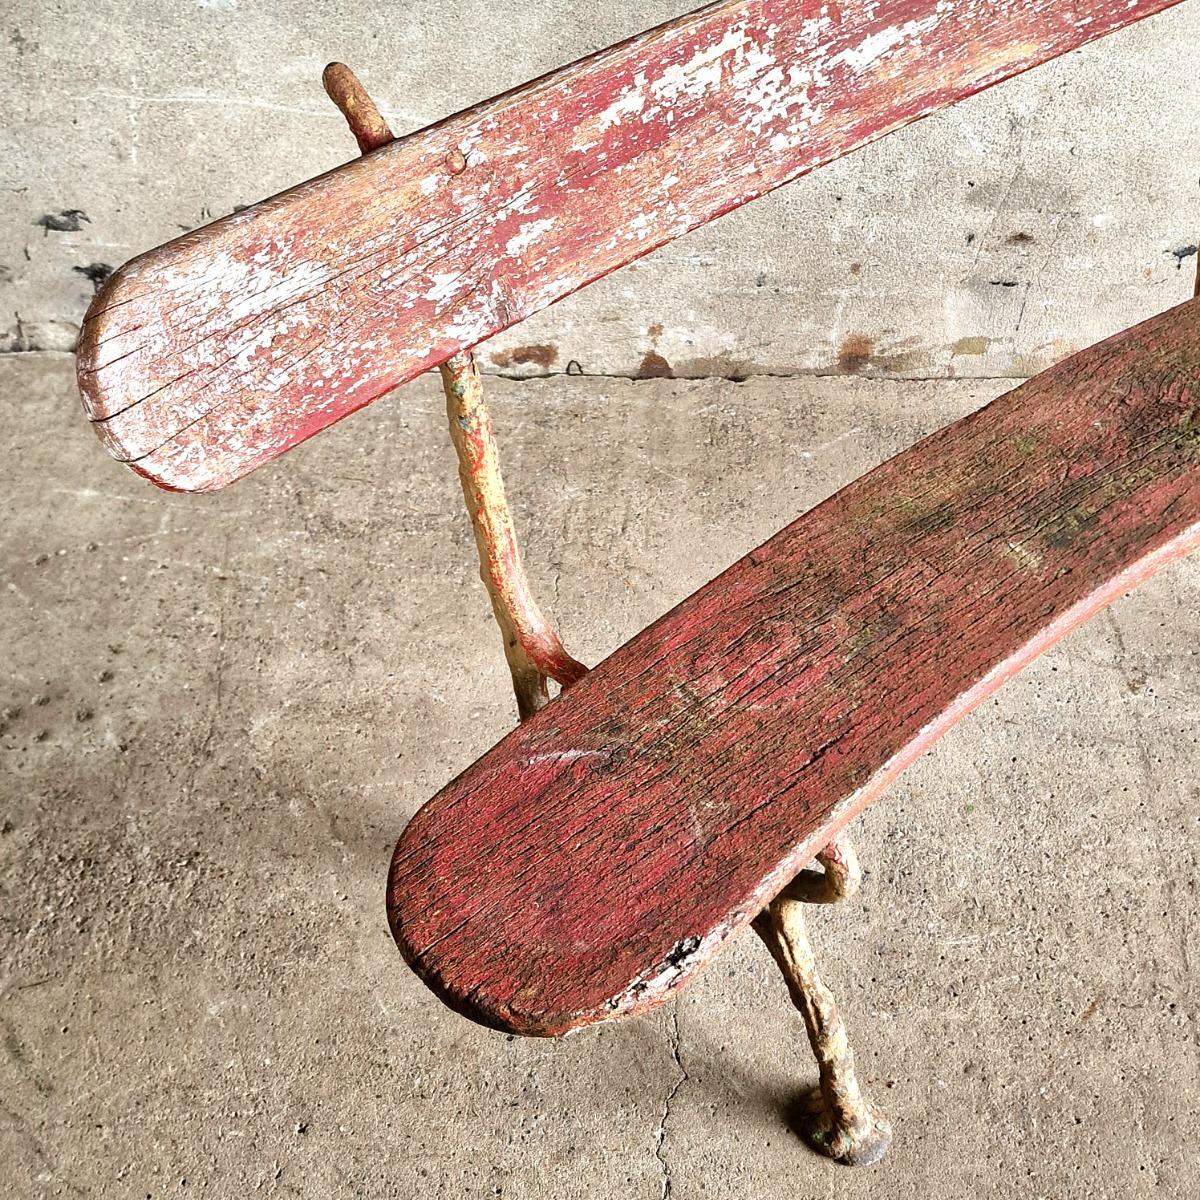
[3,0,1198,378]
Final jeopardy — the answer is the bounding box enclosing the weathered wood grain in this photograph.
[387,297,1200,1036]
[77,0,1183,492]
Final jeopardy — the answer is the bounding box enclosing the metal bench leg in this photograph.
[323,64,586,722]
[752,831,892,1166]
[438,351,587,719]
[328,60,891,1164]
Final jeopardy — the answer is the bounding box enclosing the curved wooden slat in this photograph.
[76,0,1182,492]
[387,297,1200,1036]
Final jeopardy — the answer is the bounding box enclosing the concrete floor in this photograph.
[2,355,1198,1198]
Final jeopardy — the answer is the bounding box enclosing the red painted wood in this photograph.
[387,297,1200,1037]
[76,0,1182,492]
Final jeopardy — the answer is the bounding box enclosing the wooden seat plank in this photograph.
[76,0,1182,492]
[386,297,1200,1036]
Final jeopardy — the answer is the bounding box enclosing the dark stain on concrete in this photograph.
[1006,232,1035,246]
[72,263,114,293]
[837,334,874,374]
[35,210,89,234]
[637,323,673,377]
[835,334,922,376]
[489,344,558,370]
[1167,244,1198,270]
[1,314,42,353]
[674,350,757,380]
[638,349,674,379]
[4,1024,23,1063]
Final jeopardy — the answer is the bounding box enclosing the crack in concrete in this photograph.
[479,368,1034,385]
[654,1007,688,1200]
[187,530,230,801]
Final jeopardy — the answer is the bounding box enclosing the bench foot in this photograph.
[753,833,891,1166]
[793,1086,893,1168]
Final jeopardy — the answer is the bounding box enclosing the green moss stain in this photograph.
[1010,430,1044,458]
[1170,407,1200,461]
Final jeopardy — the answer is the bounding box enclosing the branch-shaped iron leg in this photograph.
[439,352,587,720]
[322,63,585,722]
[752,832,892,1166]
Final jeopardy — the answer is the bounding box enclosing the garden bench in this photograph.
[76,0,1196,1166]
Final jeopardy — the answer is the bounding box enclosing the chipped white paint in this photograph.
[522,749,608,765]
[505,218,557,257]
[832,15,943,71]
[597,75,648,131]
[426,272,462,303]
[651,23,750,104]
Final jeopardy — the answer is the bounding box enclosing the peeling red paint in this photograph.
[386,297,1200,1036]
[75,0,1183,492]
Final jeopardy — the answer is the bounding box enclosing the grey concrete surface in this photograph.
[3,1,1199,376]
[2,355,1197,1197]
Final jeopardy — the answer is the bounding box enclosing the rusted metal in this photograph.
[321,63,394,154]
[324,64,585,721]
[753,832,892,1166]
[779,829,861,904]
[439,351,587,719]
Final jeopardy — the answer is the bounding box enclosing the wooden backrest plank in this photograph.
[386,297,1200,1036]
[77,0,1182,491]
